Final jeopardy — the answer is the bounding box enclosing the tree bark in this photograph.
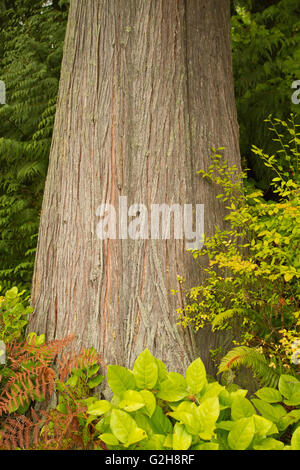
[29,0,241,376]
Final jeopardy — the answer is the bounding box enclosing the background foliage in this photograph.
[0,0,299,287]
[0,0,68,289]
[232,0,300,191]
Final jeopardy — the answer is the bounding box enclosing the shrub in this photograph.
[0,286,33,344]
[78,350,300,450]
[178,117,300,385]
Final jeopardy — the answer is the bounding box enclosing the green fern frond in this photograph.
[212,308,244,330]
[218,346,281,387]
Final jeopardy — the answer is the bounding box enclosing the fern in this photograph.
[212,308,244,330]
[232,0,300,188]
[0,1,68,288]
[218,346,282,388]
[0,335,75,417]
[0,334,103,450]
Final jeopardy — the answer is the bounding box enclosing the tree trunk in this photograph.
[29,0,240,376]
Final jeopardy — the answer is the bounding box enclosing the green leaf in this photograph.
[185,358,207,395]
[227,417,255,450]
[157,372,187,402]
[87,400,112,416]
[118,390,145,412]
[168,402,201,434]
[155,358,168,383]
[283,392,300,407]
[229,389,248,400]
[87,365,100,378]
[219,389,232,408]
[253,438,284,450]
[163,434,173,448]
[251,399,286,423]
[231,396,256,421]
[172,423,192,450]
[216,421,234,431]
[133,349,158,390]
[134,413,154,436]
[279,375,300,400]
[198,397,220,423]
[127,427,147,447]
[255,387,282,403]
[5,287,18,300]
[291,427,300,450]
[65,374,78,388]
[197,397,220,440]
[149,406,173,435]
[35,334,45,346]
[110,409,147,446]
[88,374,104,389]
[192,442,219,450]
[200,382,224,402]
[140,434,165,450]
[140,390,156,418]
[107,365,136,396]
[100,433,119,446]
[253,415,277,438]
[277,410,300,432]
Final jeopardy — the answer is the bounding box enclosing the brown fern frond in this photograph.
[7,334,75,370]
[0,336,105,450]
[58,348,104,382]
[0,409,47,450]
[0,366,56,416]
[40,403,88,450]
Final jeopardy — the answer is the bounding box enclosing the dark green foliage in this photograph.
[0,1,68,289]
[232,0,300,190]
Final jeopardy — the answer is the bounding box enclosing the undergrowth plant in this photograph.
[0,333,104,450]
[0,286,104,450]
[0,286,33,343]
[1,343,300,450]
[51,350,300,450]
[178,117,300,386]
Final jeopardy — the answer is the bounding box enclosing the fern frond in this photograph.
[0,409,44,450]
[212,308,244,329]
[218,346,281,387]
[58,347,104,382]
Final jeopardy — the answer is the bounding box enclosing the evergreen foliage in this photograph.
[0,0,68,288]
[232,0,300,190]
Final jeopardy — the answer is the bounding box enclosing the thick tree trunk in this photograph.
[29,0,240,375]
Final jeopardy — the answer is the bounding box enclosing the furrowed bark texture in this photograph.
[29,0,241,376]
